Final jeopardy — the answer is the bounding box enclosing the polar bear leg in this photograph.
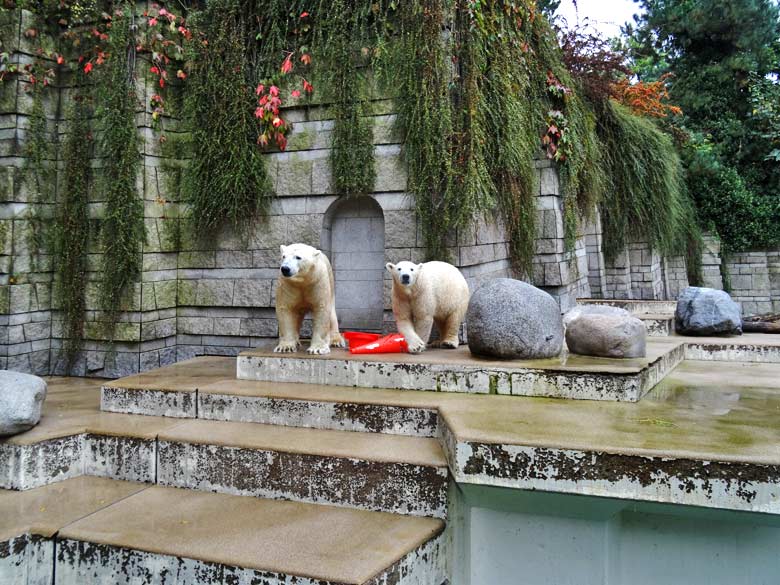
[439,311,463,349]
[308,307,332,355]
[275,307,301,352]
[409,316,433,353]
[396,317,426,354]
[329,305,346,348]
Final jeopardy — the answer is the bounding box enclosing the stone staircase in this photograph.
[576,298,677,336]
[5,336,780,583]
[1,358,451,584]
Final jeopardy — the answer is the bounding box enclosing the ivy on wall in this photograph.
[94,4,144,332]
[52,82,91,368]
[181,0,273,237]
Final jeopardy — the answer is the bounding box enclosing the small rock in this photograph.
[565,313,647,358]
[563,304,631,329]
[675,286,742,336]
[466,279,563,359]
[0,371,47,437]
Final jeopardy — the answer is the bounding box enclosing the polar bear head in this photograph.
[280,243,321,279]
[386,261,424,287]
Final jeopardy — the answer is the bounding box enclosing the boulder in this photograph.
[466,279,563,359]
[563,304,631,329]
[0,371,47,437]
[675,287,742,336]
[565,312,647,358]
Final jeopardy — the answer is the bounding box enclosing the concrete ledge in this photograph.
[685,342,780,363]
[198,390,439,438]
[445,432,780,515]
[236,344,686,402]
[101,385,196,418]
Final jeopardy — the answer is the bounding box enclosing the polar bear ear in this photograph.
[280,244,287,255]
[385,262,395,273]
[312,249,321,257]
[416,263,424,271]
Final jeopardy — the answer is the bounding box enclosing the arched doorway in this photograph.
[321,197,385,332]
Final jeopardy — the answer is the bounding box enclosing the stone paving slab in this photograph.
[57,486,446,585]
[0,476,147,541]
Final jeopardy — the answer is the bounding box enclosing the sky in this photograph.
[556,0,643,38]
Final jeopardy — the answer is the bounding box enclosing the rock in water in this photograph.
[565,312,647,358]
[0,371,47,436]
[467,279,563,359]
[675,287,742,336]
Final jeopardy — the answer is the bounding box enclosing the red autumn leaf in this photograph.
[300,11,309,18]
[56,55,64,65]
[176,69,186,79]
[269,85,279,97]
[291,89,301,98]
[300,53,311,65]
[84,62,93,74]
[280,55,293,74]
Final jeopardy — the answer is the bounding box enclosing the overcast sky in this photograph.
[556,0,643,38]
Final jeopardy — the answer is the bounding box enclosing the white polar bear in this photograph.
[275,243,346,355]
[386,260,470,353]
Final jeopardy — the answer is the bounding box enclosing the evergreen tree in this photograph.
[624,0,780,252]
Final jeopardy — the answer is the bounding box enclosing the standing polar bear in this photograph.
[386,261,470,353]
[275,243,346,354]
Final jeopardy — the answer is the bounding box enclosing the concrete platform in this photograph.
[235,339,688,401]
[1,478,445,585]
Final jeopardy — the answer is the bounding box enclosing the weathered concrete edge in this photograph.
[441,427,780,516]
[0,534,53,585]
[100,385,197,418]
[198,392,440,438]
[0,434,156,491]
[54,532,447,585]
[156,439,449,519]
[684,343,780,363]
[235,354,648,402]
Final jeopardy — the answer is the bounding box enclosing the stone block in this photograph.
[233,280,272,307]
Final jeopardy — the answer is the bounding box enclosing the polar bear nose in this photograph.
[401,274,411,284]
[281,266,292,277]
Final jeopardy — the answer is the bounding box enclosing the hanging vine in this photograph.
[180,0,273,237]
[95,3,144,327]
[52,80,91,369]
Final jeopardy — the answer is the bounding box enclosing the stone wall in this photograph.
[724,251,772,316]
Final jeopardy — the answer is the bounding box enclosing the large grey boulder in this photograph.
[565,310,647,359]
[466,279,563,360]
[675,286,742,336]
[0,371,47,436]
[563,304,632,329]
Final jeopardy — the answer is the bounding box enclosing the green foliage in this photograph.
[626,0,780,252]
[94,4,144,324]
[458,1,539,275]
[683,140,779,254]
[309,0,382,197]
[182,0,273,236]
[597,100,700,264]
[387,0,457,261]
[23,84,54,270]
[52,87,91,370]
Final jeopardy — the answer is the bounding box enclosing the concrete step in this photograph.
[1,477,446,585]
[639,314,675,337]
[235,342,687,402]
[576,298,678,315]
[157,418,449,518]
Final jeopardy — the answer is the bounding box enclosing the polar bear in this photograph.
[275,243,346,354]
[386,260,470,353]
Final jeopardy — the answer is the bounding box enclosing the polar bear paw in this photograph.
[274,341,299,353]
[407,339,427,353]
[330,334,347,348]
[307,344,331,355]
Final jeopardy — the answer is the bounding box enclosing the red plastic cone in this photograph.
[349,333,408,354]
[343,331,382,348]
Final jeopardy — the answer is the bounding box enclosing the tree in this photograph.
[624,0,780,253]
